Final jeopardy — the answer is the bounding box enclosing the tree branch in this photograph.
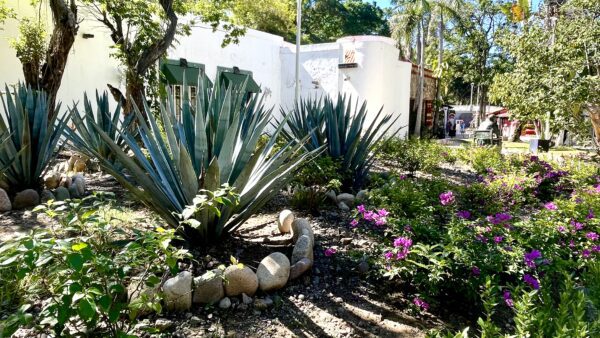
[135,0,178,75]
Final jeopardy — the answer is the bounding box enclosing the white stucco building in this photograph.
[1,1,419,138]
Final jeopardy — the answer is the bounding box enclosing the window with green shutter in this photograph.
[160,58,211,117]
[216,66,261,93]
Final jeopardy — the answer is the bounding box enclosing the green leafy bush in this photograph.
[378,137,447,175]
[280,95,400,190]
[290,156,342,211]
[0,195,190,337]
[79,76,318,245]
[457,145,507,174]
[0,84,69,191]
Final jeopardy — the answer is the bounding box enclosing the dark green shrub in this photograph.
[290,156,342,211]
[378,138,446,175]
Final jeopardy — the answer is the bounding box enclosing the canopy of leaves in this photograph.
[490,0,600,137]
[0,0,14,24]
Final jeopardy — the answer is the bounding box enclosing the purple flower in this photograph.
[374,217,387,226]
[413,297,429,311]
[396,250,409,260]
[524,250,542,268]
[592,245,600,252]
[439,191,455,206]
[363,210,375,221]
[487,212,512,225]
[582,249,591,258]
[324,248,337,257]
[587,210,595,219]
[350,219,359,227]
[571,221,584,231]
[544,202,558,210]
[586,232,599,241]
[494,236,504,244]
[393,237,413,248]
[456,210,471,219]
[404,225,413,233]
[523,274,540,289]
[472,266,481,276]
[503,290,514,308]
[384,251,394,260]
[557,226,566,233]
[377,209,389,217]
[357,205,366,214]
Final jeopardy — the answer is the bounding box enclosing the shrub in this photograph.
[0,195,190,337]
[79,76,318,245]
[290,156,342,211]
[378,137,446,175]
[0,84,69,191]
[280,95,400,190]
[457,145,507,174]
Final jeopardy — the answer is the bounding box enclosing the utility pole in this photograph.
[295,0,302,102]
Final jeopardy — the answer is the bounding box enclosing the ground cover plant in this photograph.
[74,76,318,245]
[0,194,191,337]
[352,148,600,336]
[0,84,69,191]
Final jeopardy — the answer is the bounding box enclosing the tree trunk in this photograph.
[433,12,443,137]
[589,104,600,148]
[511,120,523,142]
[125,71,146,114]
[33,0,77,117]
[414,19,425,138]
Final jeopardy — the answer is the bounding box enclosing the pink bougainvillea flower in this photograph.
[363,210,375,221]
[523,274,540,289]
[524,249,542,268]
[413,297,429,311]
[503,290,514,308]
[557,226,566,233]
[377,208,389,217]
[357,205,366,214]
[456,210,471,219]
[384,251,394,260]
[586,232,599,241]
[350,219,359,228]
[587,209,595,219]
[494,236,504,244]
[324,248,337,257]
[582,249,591,258]
[544,202,558,210]
[439,191,455,206]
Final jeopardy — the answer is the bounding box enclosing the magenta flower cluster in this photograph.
[486,212,512,225]
[523,274,540,290]
[413,297,429,311]
[456,210,471,219]
[439,191,455,206]
[524,249,542,268]
[544,202,558,210]
[352,205,389,227]
[324,248,337,257]
[386,236,413,260]
[503,290,514,308]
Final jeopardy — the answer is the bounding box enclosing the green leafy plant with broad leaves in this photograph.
[78,75,318,245]
[0,84,69,191]
[290,155,342,211]
[280,94,401,190]
[0,194,190,337]
[65,91,135,167]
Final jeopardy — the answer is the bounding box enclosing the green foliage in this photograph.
[0,84,69,191]
[10,18,47,70]
[82,76,317,245]
[302,0,390,43]
[0,0,15,24]
[0,195,190,337]
[490,0,600,139]
[456,145,506,174]
[290,156,342,211]
[66,92,135,166]
[280,95,400,190]
[378,137,448,175]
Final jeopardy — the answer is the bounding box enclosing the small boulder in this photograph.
[336,193,355,206]
[218,297,232,309]
[68,185,80,199]
[337,201,350,211]
[154,318,174,331]
[68,155,81,172]
[44,173,60,190]
[73,176,85,196]
[0,188,11,212]
[291,218,314,244]
[325,190,337,203]
[163,271,193,312]
[256,252,290,292]
[74,159,86,173]
[13,189,40,209]
[289,257,313,280]
[291,235,314,265]
[59,175,72,188]
[193,269,224,305]
[40,190,55,203]
[277,209,294,233]
[55,187,70,201]
[242,293,253,305]
[356,190,368,202]
[223,265,258,297]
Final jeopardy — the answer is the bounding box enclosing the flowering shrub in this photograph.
[377,137,448,175]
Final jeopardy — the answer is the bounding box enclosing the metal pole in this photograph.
[295,0,302,102]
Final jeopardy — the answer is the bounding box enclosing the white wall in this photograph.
[1,3,413,138]
[0,0,122,109]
